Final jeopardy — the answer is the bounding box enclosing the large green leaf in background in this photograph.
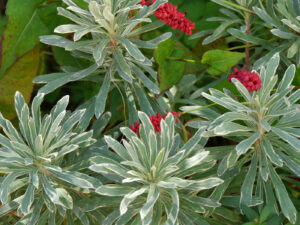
[155,39,186,91]
[201,50,245,75]
[0,0,62,77]
[154,39,202,91]
[0,45,40,120]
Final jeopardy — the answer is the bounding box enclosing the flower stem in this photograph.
[167,57,201,63]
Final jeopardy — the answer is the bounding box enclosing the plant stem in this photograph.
[167,57,201,63]
[245,13,251,71]
[227,43,258,51]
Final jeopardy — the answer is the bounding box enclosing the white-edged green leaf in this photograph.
[93,39,109,65]
[269,166,297,224]
[95,70,111,118]
[117,37,145,61]
[272,127,300,152]
[277,64,295,92]
[96,185,134,197]
[241,151,257,207]
[0,172,22,204]
[120,186,148,215]
[214,122,253,135]
[165,189,179,225]
[231,78,253,102]
[41,174,58,203]
[188,177,224,191]
[104,135,131,161]
[46,168,95,189]
[259,147,269,182]
[131,65,159,94]
[140,184,159,220]
[56,188,73,209]
[113,46,132,79]
[261,137,283,167]
[20,184,35,215]
[236,131,260,155]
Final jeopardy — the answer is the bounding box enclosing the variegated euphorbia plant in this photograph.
[89,111,224,224]
[0,92,100,224]
[34,0,171,119]
[184,54,300,224]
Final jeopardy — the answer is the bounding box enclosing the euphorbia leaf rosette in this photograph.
[35,0,172,119]
[89,111,223,224]
[0,92,100,223]
[187,54,300,224]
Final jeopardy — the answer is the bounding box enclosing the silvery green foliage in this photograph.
[190,0,300,67]
[89,111,223,225]
[34,0,171,118]
[253,0,300,66]
[187,54,299,224]
[0,92,101,224]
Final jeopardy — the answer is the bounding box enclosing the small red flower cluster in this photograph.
[140,0,195,35]
[228,68,262,92]
[130,110,179,135]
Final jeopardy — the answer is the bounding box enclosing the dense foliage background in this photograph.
[0,0,299,224]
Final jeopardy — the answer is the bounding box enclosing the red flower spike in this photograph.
[228,67,262,92]
[140,0,195,35]
[130,111,180,135]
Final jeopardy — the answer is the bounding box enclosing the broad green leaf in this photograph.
[0,0,52,77]
[0,46,40,120]
[154,39,186,90]
[201,50,245,76]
